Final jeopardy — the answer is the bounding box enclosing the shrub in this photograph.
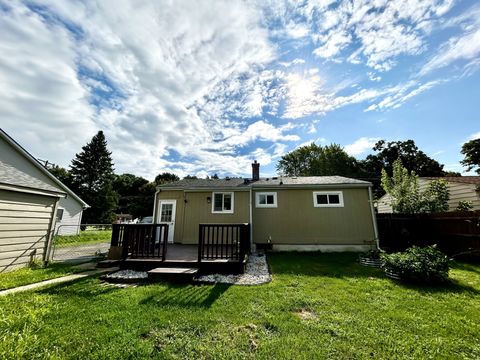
[361,249,384,259]
[456,200,474,211]
[381,245,449,283]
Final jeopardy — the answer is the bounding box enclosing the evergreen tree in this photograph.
[70,131,117,223]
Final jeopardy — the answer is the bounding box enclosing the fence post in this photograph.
[198,224,203,263]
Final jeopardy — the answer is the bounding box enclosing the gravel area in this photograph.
[104,270,148,280]
[194,253,271,285]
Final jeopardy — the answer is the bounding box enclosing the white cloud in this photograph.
[344,137,379,156]
[0,0,280,179]
[467,131,480,141]
[420,29,480,75]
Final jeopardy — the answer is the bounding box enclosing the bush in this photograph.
[381,245,449,283]
[360,249,384,260]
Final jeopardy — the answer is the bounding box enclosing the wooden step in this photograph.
[147,267,199,283]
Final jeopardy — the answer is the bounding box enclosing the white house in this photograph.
[377,177,480,213]
[0,129,88,271]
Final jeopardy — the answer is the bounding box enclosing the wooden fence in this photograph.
[111,224,168,260]
[377,211,480,256]
[198,223,250,262]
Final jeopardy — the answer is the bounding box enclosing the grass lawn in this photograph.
[0,262,84,291]
[55,229,112,248]
[0,253,479,359]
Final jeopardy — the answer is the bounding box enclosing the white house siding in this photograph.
[377,179,480,213]
[0,190,57,272]
[55,196,83,235]
[376,194,393,213]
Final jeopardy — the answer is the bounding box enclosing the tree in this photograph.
[112,174,153,217]
[461,138,480,174]
[47,165,73,188]
[70,131,117,223]
[381,159,450,214]
[422,179,449,213]
[363,140,445,178]
[113,174,149,196]
[381,159,422,213]
[155,172,180,185]
[277,143,361,177]
[183,175,198,180]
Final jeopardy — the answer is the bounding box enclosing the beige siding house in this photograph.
[0,129,88,272]
[154,163,378,252]
[377,177,480,213]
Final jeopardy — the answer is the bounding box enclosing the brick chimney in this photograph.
[252,160,260,181]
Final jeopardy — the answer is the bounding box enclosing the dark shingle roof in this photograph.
[158,176,371,190]
[0,159,64,194]
[422,176,480,185]
[158,178,249,189]
[252,176,371,186]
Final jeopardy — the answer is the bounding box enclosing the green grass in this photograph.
[55,230,112,248]
[0,253,479,359]
[0,262,83,291]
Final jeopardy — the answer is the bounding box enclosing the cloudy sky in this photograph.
[1,0,479,180]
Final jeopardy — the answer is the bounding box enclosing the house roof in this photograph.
[0,128,89,208]
[0,159,64,195]
[159,177,249,189]
[158,175,371,190]
[422,176,480,185]
[252,176,371,187]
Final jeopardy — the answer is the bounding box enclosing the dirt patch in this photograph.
[294,309,318,320]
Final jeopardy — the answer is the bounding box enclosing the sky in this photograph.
[1,0,479,180]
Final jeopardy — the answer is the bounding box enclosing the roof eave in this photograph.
[0,129,89,207]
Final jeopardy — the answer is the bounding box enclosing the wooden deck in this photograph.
[110,223,250,275]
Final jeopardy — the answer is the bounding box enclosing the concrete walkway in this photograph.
[0,267,119,297]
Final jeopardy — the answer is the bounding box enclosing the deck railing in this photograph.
[111,224,168,260]
[198,223,250,262]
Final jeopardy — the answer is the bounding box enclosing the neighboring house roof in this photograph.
[0,158,63,195]
[158,175,371,190]
[422,176,480,185]
[0,128,89,208]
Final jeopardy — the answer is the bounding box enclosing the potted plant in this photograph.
[381,245,449,284]
[359,249,384,268]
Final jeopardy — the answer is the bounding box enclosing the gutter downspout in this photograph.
[152,189,160,223]
[249,187,254,253]
[368,186,380,250]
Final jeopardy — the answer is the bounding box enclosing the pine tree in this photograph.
[70,131,117,223]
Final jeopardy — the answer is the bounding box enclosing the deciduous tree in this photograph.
[277,143,361,177]
[461,138,480,174]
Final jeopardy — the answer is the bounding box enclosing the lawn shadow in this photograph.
[393,278,480,295]
[268,252,385,279]
[139,283,230,309]
[37,277,120,298]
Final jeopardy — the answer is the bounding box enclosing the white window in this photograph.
[313,191,344,207]
[255,192,277,208]
[212,192,234,213]
[56,208,64,221]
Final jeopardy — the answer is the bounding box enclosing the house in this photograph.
[153,161,378,252]
[0,129,88,272]
[376,176,480,213]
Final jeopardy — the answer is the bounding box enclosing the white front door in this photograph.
[158,200,176,243]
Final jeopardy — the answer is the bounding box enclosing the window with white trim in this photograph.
[255,192,277,208]
[313,191,344,207]
[212,192,234,213]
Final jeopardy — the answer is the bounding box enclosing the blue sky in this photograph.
[1,0,479,180]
